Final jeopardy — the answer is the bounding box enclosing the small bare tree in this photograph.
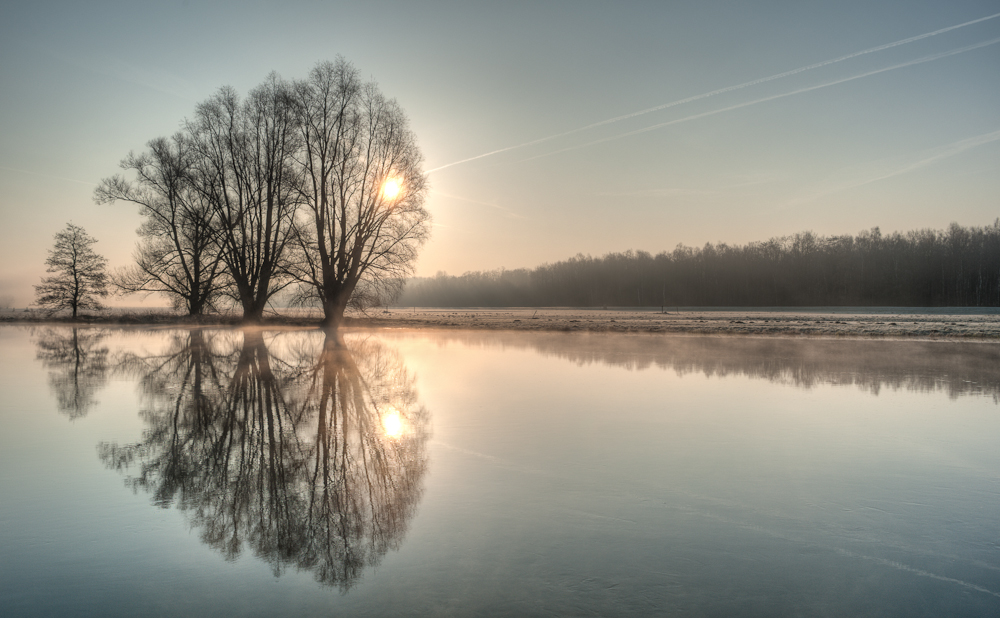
[292,59,429,331]
[34,223,109,318]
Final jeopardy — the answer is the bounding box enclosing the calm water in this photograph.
[2,326,999,617]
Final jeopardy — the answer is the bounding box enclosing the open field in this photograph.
[362,308,1000,339]
[5,307,999,339]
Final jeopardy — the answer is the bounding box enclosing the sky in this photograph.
[1,0,998,307]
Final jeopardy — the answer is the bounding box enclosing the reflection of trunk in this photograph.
[313,333,378,578]
[320,292,351,331]
[34,327,109,418]
[99,329,428,590]
[302,330,427,584]
[223,330,299,566]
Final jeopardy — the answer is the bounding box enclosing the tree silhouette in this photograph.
[291,59,430,329]
[34,223,109,318]
[34,327,110,418]
[189,76,301,322]
[100,60,429,324]
[95,134,225,315]
[100,329,428,589]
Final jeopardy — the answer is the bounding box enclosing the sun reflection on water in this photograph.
[382,409,403,438]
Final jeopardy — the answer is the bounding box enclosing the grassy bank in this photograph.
[5,308,999,340]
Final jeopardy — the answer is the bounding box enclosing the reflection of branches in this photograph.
[99,329,428,590]
[297,334,428,585]
[34,327,110,418]
[104,329,231,506]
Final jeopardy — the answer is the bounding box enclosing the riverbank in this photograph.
[4,308,1000,339]
[360,308,1000,339]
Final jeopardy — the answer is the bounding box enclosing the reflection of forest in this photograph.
[33,327,110,418]
[98,329,429,590]
[385,330,1000,401]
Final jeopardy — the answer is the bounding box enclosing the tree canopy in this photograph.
[34,223,109,318]
[95,134,224,315]
[97,58,429,328]
[291,59,429,328]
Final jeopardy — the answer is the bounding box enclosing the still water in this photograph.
[1,325,999,617]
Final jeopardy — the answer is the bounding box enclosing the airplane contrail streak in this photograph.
[523,37,1000,161]
[853,129,1000,186]
[0,165,97,187]
[425,12,1000,174]
[786,128,1000,207]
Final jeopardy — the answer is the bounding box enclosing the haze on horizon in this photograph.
[1,0,998,307]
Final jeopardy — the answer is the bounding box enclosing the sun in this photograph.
[381,410,403,438]
[382,178,402,200]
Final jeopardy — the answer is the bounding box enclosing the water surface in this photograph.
[1,326,999,616]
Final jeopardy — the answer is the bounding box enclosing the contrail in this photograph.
[835,548,1000,600]
[426,11,1000,174]
[524,37,1000,161]
[0,165,96,186]
[786,127,1000,207]
[848,128,1000,188]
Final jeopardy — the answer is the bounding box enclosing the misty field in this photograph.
[352,307,1000,339]
[5,307,1000,340]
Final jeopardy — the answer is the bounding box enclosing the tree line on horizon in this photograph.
[399,221,1000,308]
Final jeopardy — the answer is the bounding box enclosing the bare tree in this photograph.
[190,75,301,322]
[95,133,224,315]
[292,59,429,331]
[34,223,109,318]
[99,61,430,325]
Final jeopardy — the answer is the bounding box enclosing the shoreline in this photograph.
[3,308,1000,340]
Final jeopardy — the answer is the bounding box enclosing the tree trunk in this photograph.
[243,302,265,323]
[238,285,267,323]
[321,295,348,332]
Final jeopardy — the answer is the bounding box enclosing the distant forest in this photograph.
[399,221,1000,307]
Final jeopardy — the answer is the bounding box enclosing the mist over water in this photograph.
[2,326,999,616]
[387,329,1000,400]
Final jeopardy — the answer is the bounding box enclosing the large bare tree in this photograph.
[100,61,429,325]
[34,223,109,318]
[191,75,301,322]
[95,134,224,315]
[292,59,429,331]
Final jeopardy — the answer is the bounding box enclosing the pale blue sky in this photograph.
[1,1,998,306]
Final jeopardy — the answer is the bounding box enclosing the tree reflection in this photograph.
[100,329,429,590]
[34,327,110,418]
[407,330,1000,401]
[300,334,428,585]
